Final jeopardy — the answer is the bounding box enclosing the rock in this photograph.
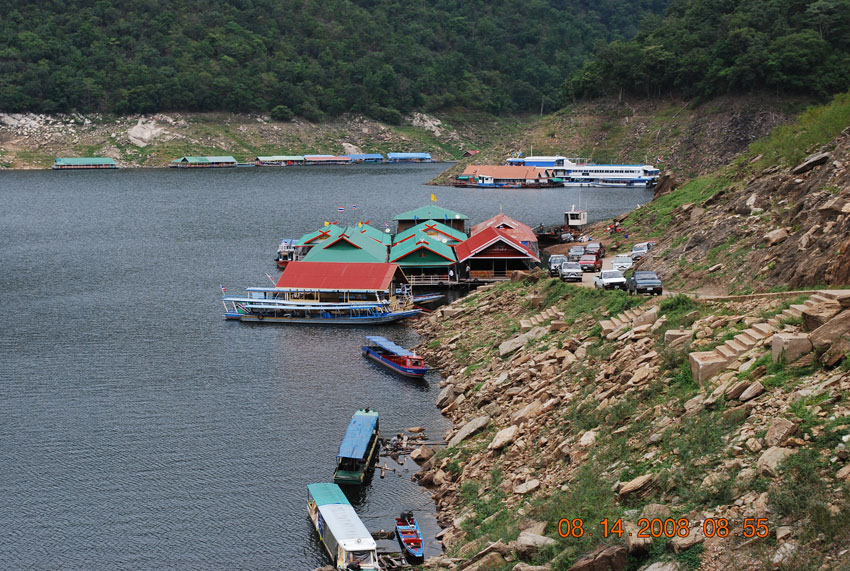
[410,445,436,463]
[512,564,551,571]
[689,351,728,385]
[726,380,752,400]
[436,386,456,408]
[772,334,813,363]
[802,303,843,331]
[836,464,850,481]
[499,335,527,357]
[628,366,654,385]
[745,438,763,453]
[488,425,519,451]
[764,228,789,247]
[514,531,557,559]
[127,118,168,147]
[640,504,672,520]
[643,564,681,571]
[579,430,597,448]
[765,418,797,447]
[669,524,704,553]
[624,520,651,554]
[821,335,850,367]
[447,416,490,448]
[739,381,765,401]
[567,544,627,571]
[809,310,850,351]
[513,479,540,495]
[464,551,508,571]
[791,151,830,174]
[408,426,425,433]
[512,400,544,424]
[776,526,792,542]
[634,307,658,327]
[665,329,690,346]
[757,447,797,478]
[771,540,799,566]
[618,473,654,500]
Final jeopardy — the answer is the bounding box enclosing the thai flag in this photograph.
[220,284,226,294]
[352,204,357,210]
[338,206,345,212]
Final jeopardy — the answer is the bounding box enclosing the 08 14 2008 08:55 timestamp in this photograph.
[557,518,771,539]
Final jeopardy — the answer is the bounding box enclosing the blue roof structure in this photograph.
[366,336,415,357]
[388,152,432,160]
[348,154,385,161]
[337,409,379,460]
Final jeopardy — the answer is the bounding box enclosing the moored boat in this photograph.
[362,336,428,378]
[274,238,298,269]
[334,409,380,485]
[307,483,380,570]
[394,511,424,563]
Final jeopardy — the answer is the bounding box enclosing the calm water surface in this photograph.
[0,165,652,569]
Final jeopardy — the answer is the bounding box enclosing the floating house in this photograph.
[393,220,467,246]
[52,157,118,170]
[347,154,385,163]
[387,152,433,163]
[255,155,305,166]
[455,165,560,188]
[389,232,458,285]
[295,224,345,259]
[307,483,380,570]
[393,205,468,233]
[471,213,539,257]
[454,226,540,280]
[302,225,389,263]
[170,156,238,168]
[303,155,352,165]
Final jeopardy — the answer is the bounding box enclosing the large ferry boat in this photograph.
[307,483,380,570]
[506,155,659,187]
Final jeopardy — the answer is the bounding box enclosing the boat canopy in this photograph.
[366,336,416,357]
[320,504,377,551]
[308,482,351,506]
[338,410,379,460]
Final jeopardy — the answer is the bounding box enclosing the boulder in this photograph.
[436,385,456,408]
[689,351,728,385]
[764,228,789,247]
[579,430,597,448]
[410,445,436,464]
[809,309,850,351]
[448,416,490,448]
[791,151,830,174]
[499,334,528,357]
[633,307,658,327]
[665,329,690,346]
[725,380,752,400]
[512,400,544,424]
[513,479,540,495]
[771,334,812,363]
[765,418,797,447]
[669,524,704,553]
[618,473,654,500]
[802,302,843,331]
[488,425,519,451]
[624,521,651,554]
[757,447,797,478]
[567,544,627,571]
[464,551,508,571]
[514,531,556,559]
[771,540,799,567]
[739,381,765,402]
[821,334,850,367]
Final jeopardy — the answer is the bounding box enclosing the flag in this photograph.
[220,284,226,294]
[656,156,662,164]
[352,204,357,210]
[337,206,345,212]
[324,220,330,226]
[431,193,437,202]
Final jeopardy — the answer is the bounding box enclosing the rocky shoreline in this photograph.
[407,275,850,570]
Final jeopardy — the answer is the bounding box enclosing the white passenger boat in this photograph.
[507,155,659,187]
[307,483,380,570]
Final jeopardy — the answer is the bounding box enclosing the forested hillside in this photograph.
[568,0,850,100]
[0,0,669,119]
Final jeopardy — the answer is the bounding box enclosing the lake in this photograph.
[0,164,653,569]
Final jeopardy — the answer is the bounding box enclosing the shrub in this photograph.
[270,104,293,121]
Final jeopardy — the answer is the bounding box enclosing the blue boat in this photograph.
[334,409,380,485]
[362,336,429,378]
[395,511,424,563]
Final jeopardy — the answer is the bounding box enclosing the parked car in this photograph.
[612,254,634,272]
[558,261,583,282]
[631,242,650,261]
[584,241,606,258]
[567,246,586,262]
[594,270,627,290]
[627,271,663,295]
[579,254,603,272]
[548,254,567,276]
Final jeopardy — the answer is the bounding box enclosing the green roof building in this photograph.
[52,157,118,169]
[302,226,389,263]
[394,219,467,246]
[394,205,468,234]
[389,232,457,267]
[169,156,237,168]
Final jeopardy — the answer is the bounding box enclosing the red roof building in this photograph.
[470,213,539,256]
[454,227,539,280]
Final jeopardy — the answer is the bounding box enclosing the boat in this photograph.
[274,239,298,269]
[394,511,424,563]
[362,336,428,378]
[506,155,659,187]
[334,409,380,485]
[222,262,422,325]
[307,483,380,570]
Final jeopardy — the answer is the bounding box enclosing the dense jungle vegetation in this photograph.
[568,0,850,100]
[0,0,669,120]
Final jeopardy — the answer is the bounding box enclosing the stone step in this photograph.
[689,351,730,385]
[806,294,832,305]
[744,327,768,341]
[530,316,542,326]
[520,319,533,332]
[788,304,808,316]
[716,344,738,359]
[599,320,616,336]
[751,322,777,337]
[622,309,637,321]
[734,333,757,349]
[767,317,780,328]
[819,289,850,306]
[610,316,624,329]
[725,339,747,354]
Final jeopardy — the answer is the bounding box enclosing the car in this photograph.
[579,254,603,272]
[548,254,567,276]
[567,246,586,262]
[630,243,650,261]
[584,241,606,258]
[558,261,583,282]
[612,254,634,272]
[627,270,663,295]
[594,270,627,290]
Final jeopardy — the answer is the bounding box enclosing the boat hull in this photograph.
[395,516,425,562]
[225,309,421,324]
[362,347,428,377]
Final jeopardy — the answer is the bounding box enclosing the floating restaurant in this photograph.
[454,165,561,188]
[393,205,468,233]
[303,155,352,165]
[301,225,390,264]
[170,156,237,168]
[347,154,385,163]
[387,152,433,163]
[471,213,539,257]
[255,155,305,166]
[454,226,540,281]
[52,157,118,169]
